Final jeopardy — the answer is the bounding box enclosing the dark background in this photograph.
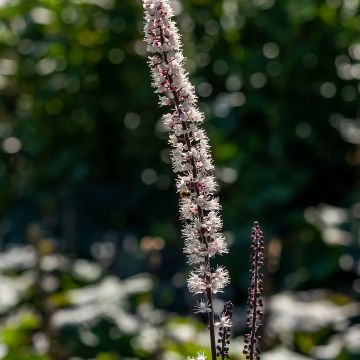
[0,0,359,359]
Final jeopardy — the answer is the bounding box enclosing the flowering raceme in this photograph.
[142,0,229,296]
[142,0,231,358]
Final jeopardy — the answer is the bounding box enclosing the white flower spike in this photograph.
[142,0,229,297]
[142,1,231,359]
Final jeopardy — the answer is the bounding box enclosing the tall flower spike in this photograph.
[243,222,265,360]
[142,1,229,359]
[216,301,234,360]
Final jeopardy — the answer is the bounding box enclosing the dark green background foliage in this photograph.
[0,0,359,359]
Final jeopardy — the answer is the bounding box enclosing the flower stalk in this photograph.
[142,1,230,359]
[243,222,265,360]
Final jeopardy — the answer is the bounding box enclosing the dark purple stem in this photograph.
[244,222,265,360]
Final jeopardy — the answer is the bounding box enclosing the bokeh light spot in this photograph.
[124,112,141,129]
[205,20,219,36]
[17,39,33,55]
[296,122,312,138]
[61,6,77,24]
[302,54,318,69]
[36,58,57,76]
[197,82,213,97]
[108,48,124,64]
[353,279,360,293]
[2,137,21,154]
[225,74,242,91]
[341,85,357,101]
[218,167,238,184]
[349,43,360,60]
[134,40,147,56]
[30,8,54,25]
[267,61,282,77]
[0,59,17,75]
[320,82,337,98]
[229,92,246,107]
[339,254,354,271]
[250,72,267,88]
[212,60,228,75]
[253,0,275,9]
[141,168,157,185]
[171,0,183,15]
[263,42,279,59]
[327,0,342,8]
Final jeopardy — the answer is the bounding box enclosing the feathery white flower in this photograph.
[210,266,230,294]
[194,299,211,314]
[187,272,208,294]
[187,352,207,360]
[215,314,233,328]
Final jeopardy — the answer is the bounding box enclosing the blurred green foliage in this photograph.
[0,0,360,358]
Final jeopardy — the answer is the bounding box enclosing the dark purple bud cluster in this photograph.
[216,301,233,359]
[243,221,264,360]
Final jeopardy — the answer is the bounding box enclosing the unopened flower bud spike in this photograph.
[243,222,265,360]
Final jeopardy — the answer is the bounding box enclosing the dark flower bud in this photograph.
[216,301,234,359]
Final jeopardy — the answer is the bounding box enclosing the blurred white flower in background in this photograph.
[52,274,153,334]
[131,324,164,353]
[0,245,36,271]
[268,291,360,335]
[0,272,34,313]
[344,324,360,353]
[71,259,102,282]
[304,204,351,246]
[262,346,314,360]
